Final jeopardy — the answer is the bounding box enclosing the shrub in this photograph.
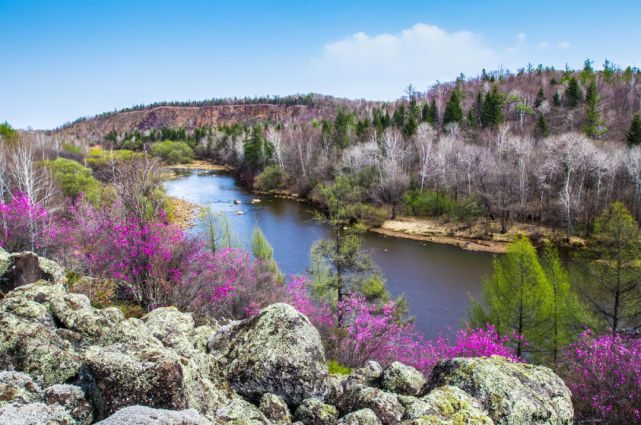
[328,360,353,376]
[62,143,82,154]
[41,158,101,203]
[151,141,194,165]
[254,165,287,191]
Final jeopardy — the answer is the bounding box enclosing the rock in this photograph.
[336,384,404,425]
[0,402,75,425]
[326,374,347,406]
[98,318,163,347]
[0,297,55,328]
[1,282,66,315]
[404,385,493,424]
[208,303,329,406]
[50,294,117,344]
[295,398,338,425]
[101,307,125,324]
[381,362,426,396]
[94,405,213,425]
[141,307,195,351]
[192,326,216,352]
[84,344,235,419]
[44,384,93,425]
[260,393,291,424]
[424,356,573,425]
[235,211,244,215]
[348,361,383,388]
[214,399,271,425]
[395,396,418,408]
[0,252,66,294]
[234,199,242,204]
[336,409,382,425]
[0,371,42,407]
[252,199,261,203]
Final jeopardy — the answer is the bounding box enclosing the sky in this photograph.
[1,0,640,130]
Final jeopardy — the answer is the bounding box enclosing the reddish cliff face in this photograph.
[57,104,308,138]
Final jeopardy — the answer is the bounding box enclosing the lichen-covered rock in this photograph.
[381,362,425,396]
[0,248,8,276]
[260,393,291,424]
[208,303,329,406]
[192,325,216,352]
[101,307,125,324]
[0,402,75,425]
[44,385,93,425]
[0,252,66,294]
[0,372,42,407]
[404,385,493,424]
[395,396,418,408]
[214,398,271,425]
[0,297,55,328]
[326,374,347,406]
[336,409,382,425]
[141,307,196,351]
[295,398,339,425]
[50,295,116,344]
[84,343,235,419]
[0,311,82,387]
[348,361,383,388]
[336,384,405,425]
[98,318,163,347]
[425,356,573,425]
[2,282,66,314]
[94,405,213,425]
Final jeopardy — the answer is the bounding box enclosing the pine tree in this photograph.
[467,109,476,128]
[468,235,552,356]
[333,108,351,149]
[534,87,546,108]
[421,102,433,125]
[393,105,406,128]
[403,112,418,138]
[443,89,464,125]
[626,114,641,145]
[429,98,439,126]
[472,92,484,127]
[562,77,584,108]
[481,85,504,128]
[553,91,561,107]
[535,113,550,138]
[243,124,270,169]
[582,79,607,138]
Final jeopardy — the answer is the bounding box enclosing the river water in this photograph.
[165,169,495,340]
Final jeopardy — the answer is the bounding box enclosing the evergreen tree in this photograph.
[429,98,439,126]
[467,109,476,128]
[553,91,561,107]
[562,77,584,108]
[333,108,351,149]
[471,92,484,127]
[481,85,504,128]
[393,104,406,128]
[534,87,546,108]
[403,112,418,138]
[550,77,558,86]
[443,89,464,125]
[243,124,271,169]
[626,114,641,145]
[535,113,550,138]
[468,235,552,356]
[582,79,607,138]
[421,102,433,125]
[251,225,279,274]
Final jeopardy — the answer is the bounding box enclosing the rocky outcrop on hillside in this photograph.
[0,249,574,424]
[57,104,308,138]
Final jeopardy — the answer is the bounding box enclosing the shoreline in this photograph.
[168,196,203,230]
[166,159,232,171]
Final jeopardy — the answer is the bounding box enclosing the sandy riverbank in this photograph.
[168,196,203,230]
[166,160,232,171]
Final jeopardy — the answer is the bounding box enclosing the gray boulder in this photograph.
[214,398,272,425]
[336,384,405,425]
[0,402,75,425]
[44,385,93,425]
[347,361,383,388]
[404,385,493,424]
[326,374,347,406]
[0,371,42,407]
[141,307,196,351]
[295,398,339,425]
[260,393,291,424]
[50,295,117,344]
[336,409,382,425]
[208,303,329,406]
[425,355,573,425]
[381,362,425,396]
[94,405,213,425]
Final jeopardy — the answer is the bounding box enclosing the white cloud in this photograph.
[557,41,570,49]
[310,23,495,98]
[539,42,548,50]
[506,32,526,53]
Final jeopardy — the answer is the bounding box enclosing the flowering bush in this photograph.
[559,329,641,424]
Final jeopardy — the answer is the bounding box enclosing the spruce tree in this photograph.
[403,112,418,138]
[443,89,464,125]
[626,113,641,145]
[553,91,561,106]
[472,92,484,127]
[429,99,439,126]
[333,108,351,149]
[421,102,433,125]
[582,79,607,138]
[393,105,406,128]
[562,77,584,108]
[534,87,546,108]
[535,113,550,138]
[467,109,476,128]
[481,85,504,128]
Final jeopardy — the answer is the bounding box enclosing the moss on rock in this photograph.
[404,385,493,424]
[381,362,426,396]
[259,393,291,424]
[336,384,405,425]
[295,398,339,425]
[214,398,271,425]
[141,307,196,351]
[336,408,382,425]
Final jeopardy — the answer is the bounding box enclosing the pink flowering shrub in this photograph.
[559,329,641,424]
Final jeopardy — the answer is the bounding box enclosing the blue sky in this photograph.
[1,0,640,129]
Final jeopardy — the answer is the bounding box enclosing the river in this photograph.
[165,169,495,340]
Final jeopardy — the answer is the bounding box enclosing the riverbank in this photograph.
[168,196,203,230]
[371,217,586,254]
[167,159,233,171]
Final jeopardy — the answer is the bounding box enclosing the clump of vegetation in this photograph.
[151,140,194,164]
[328,360,353,376]
[41,157,101,203]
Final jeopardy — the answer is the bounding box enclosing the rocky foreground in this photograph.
[0,249,574,425]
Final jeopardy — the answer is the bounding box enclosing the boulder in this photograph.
[348,361,383,388]
[44,385,93,425]
[381,362,425,396]
[326,374,347,406]
[141,307,195,351]
[1,282,66,315]
[395,396,418,408]
[0,297,55,328]
[94,405,213,425]
[98,318,163,347]
[0,252,66,294]
[336,409,382,425]
[336,384,405,425]
[295,398,339,425]
[404,385,493,424]
[0,371,42,407]
[192,325,216,352]
[0,402,75,425]
[424,356,573,425]
[214,399,271,425]
[208,303,329,406]
[84,344,235,419]
[260,393,291,424]
[50,295,117,344]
